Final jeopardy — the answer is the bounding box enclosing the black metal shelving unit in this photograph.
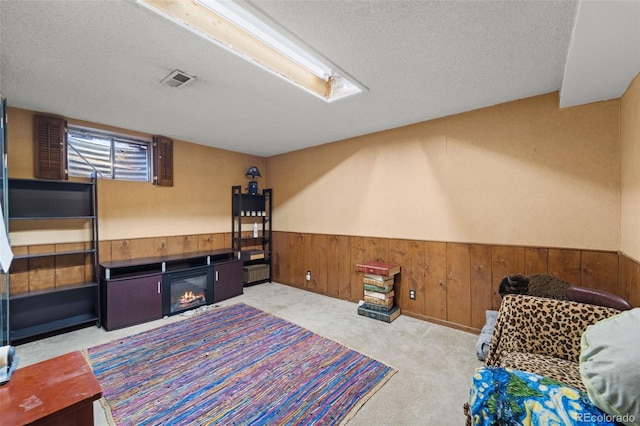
[231,185,272,285]
[7,177,99,342]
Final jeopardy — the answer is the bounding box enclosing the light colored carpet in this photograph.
[16,282,482,425]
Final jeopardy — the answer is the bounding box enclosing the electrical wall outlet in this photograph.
[306,271,311,281]
[409,289,416,300]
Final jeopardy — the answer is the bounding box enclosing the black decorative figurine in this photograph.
[245,166,261,195]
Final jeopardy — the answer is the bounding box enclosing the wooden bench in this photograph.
[0,350,102,425]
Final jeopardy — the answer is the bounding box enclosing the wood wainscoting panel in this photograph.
[197,234,215,252]
[55,242,86,287]
[470,244,493,330]
[581,251,619,294]
[167,235,198,255]
[198,232,228,251]
[272,231,290,284]
[79,233,640,332]
[395,240,426,316]
[10,233,233,297]
[99,241,112,263]
[619,254,640,307]
[153,237,169,257]
[548,248,581,284]
[303,233,316,292]
[491,246,525,310]
[364,237,390,264]
[271,231,637,332]
[9,247,29,295]
[85,242,95,284]
[223,232,232,249]
[220,232,231,250]
[326,234,351,299]
[388,239,409,311]
[525,247,548,275]
[100,233,230,264]
[29,244,55,292]
[349,237,366,302]
[54,253,85,287]
[326,234,340,298]
[28,257,55,292]
[308,233,329,294]
[336,235,352,299]
[424,241,447,321]
[349,236,390,302]
[129,238,157,259]
[111,239,131,261]
[446,243,471,326]
[8,260,29,295]
[289,233,306,289]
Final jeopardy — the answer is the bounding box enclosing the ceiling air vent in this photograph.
[160,70,196,88]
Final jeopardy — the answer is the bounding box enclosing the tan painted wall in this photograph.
[8,86,627,253]
[267,92,621,251]
[6,107,265,243]
[621,73,640,261]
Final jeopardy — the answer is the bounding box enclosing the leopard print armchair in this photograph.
[485,294,620,391]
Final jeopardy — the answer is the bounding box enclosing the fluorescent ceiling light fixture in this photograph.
[199,0,330,80]
[137,0,362,102]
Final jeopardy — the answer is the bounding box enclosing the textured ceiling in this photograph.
[0,0,638,157]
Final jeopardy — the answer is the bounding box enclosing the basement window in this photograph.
[67,126,151,182]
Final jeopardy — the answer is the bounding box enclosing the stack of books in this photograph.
[355,260,401,323]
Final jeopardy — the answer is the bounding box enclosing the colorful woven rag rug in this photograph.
[86,303,396,425]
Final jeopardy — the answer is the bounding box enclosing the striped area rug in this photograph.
[86,303,396,425]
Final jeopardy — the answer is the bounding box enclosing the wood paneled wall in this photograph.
[620,252,640,309]
[98,232,233,263]
[10,231,639,334]
[272,231,640,332]
[8,233,232,296]
[8,242,92,295]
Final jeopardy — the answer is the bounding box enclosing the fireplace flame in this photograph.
[180,291,200,304]
[172,287,206,313]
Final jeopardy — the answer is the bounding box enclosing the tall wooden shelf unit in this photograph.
[231,185,272,285]
[7,177,99,342]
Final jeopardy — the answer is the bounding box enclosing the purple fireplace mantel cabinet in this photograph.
[99,250,243,331]
[103,273,163,331]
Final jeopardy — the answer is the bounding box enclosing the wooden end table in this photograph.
[0,350,102,425]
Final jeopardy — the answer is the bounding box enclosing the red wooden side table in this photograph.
[0,350,102,425]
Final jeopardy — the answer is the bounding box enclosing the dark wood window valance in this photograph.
[34,115,67,180]
[153,135,173,187]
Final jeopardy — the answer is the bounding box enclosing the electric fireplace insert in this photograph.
[162,266,213,316]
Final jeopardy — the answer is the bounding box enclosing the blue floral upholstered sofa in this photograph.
[464,294,639,425]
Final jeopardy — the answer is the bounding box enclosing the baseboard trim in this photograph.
[401,311,480,334]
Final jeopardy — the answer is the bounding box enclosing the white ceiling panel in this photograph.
[0,0,638,157]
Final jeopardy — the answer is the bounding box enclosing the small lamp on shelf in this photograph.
[245,166,262,195]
